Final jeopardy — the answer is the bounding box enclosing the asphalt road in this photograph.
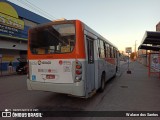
[0,61,160,120]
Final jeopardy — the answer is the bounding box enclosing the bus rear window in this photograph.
[30,24,75,54]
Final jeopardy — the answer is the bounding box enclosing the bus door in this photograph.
[86,37,95,92]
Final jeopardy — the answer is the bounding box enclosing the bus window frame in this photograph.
[29,22,76,55]
[99,40,105,59]
[86,36,95,64]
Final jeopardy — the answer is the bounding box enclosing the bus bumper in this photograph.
[27,79,86,97]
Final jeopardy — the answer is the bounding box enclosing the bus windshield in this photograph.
[30,23,75,54]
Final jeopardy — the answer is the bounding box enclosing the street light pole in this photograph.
[135,40,137,59]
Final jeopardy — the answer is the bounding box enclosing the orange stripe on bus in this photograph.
[28,20,86,60]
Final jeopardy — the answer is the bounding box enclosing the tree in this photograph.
[130,52,135,60]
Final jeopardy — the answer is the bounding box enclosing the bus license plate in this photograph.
[46,75,55,79]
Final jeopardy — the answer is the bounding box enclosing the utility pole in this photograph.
[135,40,137,59]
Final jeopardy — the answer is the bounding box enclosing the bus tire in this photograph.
[99,73,105,92]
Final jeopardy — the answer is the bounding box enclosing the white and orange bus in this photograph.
[27,20,120,98]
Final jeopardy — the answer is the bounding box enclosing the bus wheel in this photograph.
[99,73,105,92]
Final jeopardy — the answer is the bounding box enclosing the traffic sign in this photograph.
[125,47,132,53]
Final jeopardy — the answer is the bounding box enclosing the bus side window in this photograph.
[113,48,115,58]
[114,48,117,58]
[105,43,109,58]
[104,43,107,58]
[87,37,94,64]
[108,45,110,58]
[100,40,105,58]
[97,40,101,58]
[110,47,112,58]
[111,47,114,58]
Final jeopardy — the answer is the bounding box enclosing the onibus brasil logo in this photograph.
[2,109,43,118]
[2,109,11,117]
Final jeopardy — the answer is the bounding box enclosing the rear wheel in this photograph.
[99,73,105,92]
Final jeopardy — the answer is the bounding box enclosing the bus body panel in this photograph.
[27,20,120,98]
[28,59,87,97]
[29,59,75,83]
[27,79,86,97]
[83,28,118,92]
[83,23,118,90]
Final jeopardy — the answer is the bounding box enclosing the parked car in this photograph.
[16,58,28,74]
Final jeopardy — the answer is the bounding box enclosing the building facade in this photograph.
[156,22,160,31]
[0,0,50,73]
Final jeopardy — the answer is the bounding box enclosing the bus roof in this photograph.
[81,21,118,49]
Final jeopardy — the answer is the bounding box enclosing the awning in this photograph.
[138,31,160,51]
[138,45,160,51]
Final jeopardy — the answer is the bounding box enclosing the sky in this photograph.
[7,0,160,52]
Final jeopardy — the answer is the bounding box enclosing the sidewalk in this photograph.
[94,61,160,113]
[120,61,127,66]
[116,61,160,110]
[0,71,17,77]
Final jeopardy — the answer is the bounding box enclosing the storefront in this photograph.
[0,0,50,75]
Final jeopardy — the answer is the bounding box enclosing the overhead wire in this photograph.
[20,0,73,24]
[25,0,58,20]
[16,0,57,20]
[16,0,54,20]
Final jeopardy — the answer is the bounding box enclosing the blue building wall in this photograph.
[0,0,51,72]
[2,0,51,24]
[0,0,51,40]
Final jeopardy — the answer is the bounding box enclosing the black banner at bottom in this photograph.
[1,111,160,117]
[42,111,160,117]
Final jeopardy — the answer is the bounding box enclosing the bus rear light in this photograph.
[75,60,82,82]
[76,65,81,69]
[76,70,82,75]
[59,60,63,65]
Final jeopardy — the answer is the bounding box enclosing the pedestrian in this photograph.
[8,61,13,73]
